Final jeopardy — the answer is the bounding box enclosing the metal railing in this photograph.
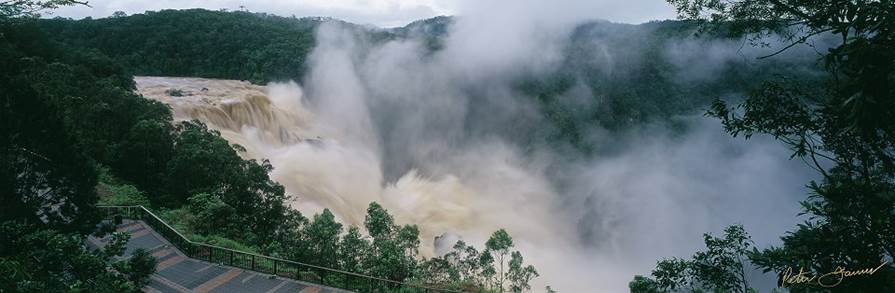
[97,205,459,293]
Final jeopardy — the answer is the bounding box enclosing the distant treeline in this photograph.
[36,9,826,153]
[38,9,319,83]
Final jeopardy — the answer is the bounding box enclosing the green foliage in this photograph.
[0,0,86,18]
[98,183,151,207]
[187,193,238,237]
[338,226,370,273]
[110,118,175,194]
[1,19,104,234]
[365,202,396,240]
[162,120,290,246]
[156,207,192,233]
[149,199,530,290]
[398,224,421,259]
[102,231,131,259]
[302,209,343,268]
[362,203,419,281]
[406,228,542,292]
[416,257,460,286]
[453,240,488,286]
[165,121,245,206]
[508,251,539,292]
[189,234,258,253]
[690,226,754,292]
[0,222,152,292]
[629,275,662,293]
[39,9,319,84]
[118,249,157,288]
[663,0,895,291]
[486,229,514,290]
[634,225,756,293]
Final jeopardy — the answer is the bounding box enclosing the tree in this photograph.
[690,225,754,293]
[479,248,497,289]
[362,202,417,281]
[486,229,514,291]
[649,258,691,292]
[665,0,895,291]
[187,193,237,237]
[303,209,342,268]
[507,251,539,292]
[446,240,484,284]
[415,257,459,286]
[166,121,290,245]
[110,118,174,196]
[338,226,369,273]
[364,202,395,240]
[633,225,756,293]
[629,275,661,293]
[1,25,101,234]
[268,208,307,259]
[397,224,421,260]
[0,222,154,292]
[0,0,87,18]
[0,2,161,291]
[118,248,157,288]
[165,121,244,207]
[98,182,151,207]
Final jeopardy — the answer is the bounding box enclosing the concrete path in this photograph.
[88,220,347,293]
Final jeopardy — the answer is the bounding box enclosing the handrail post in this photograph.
[230,250,234,266]
[274,260,278,276]
[251,255,255,270]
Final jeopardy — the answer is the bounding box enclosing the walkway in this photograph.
[87,220,348,293]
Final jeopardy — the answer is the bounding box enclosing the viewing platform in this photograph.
[91,206,455,293]
[88,219,345,293]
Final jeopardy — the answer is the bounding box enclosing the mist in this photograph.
[135,1,824,291]
[294,13,818,289]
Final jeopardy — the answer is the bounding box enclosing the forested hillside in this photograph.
[38,9,320,83]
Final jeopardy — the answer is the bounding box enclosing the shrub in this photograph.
[98,183,151,207]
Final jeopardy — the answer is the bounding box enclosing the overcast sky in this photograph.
[51,0,678,28]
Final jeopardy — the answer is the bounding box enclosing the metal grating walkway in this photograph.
[88,220,345,293]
